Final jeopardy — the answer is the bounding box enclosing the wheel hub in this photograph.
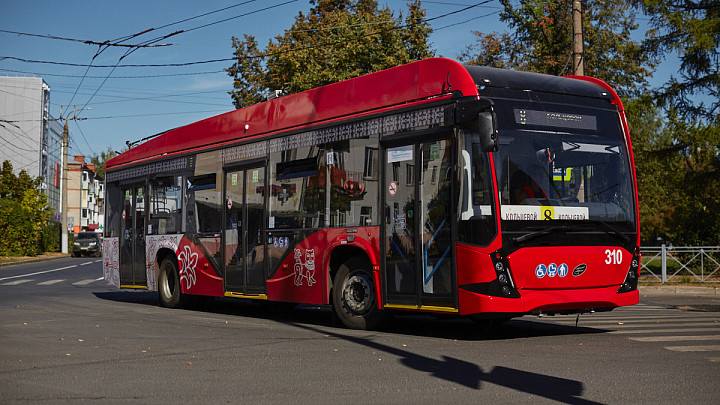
[342,274,372,314]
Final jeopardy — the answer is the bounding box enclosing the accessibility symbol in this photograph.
[548,263,558,277]
[558,263,569,277]
[535,264,547,278]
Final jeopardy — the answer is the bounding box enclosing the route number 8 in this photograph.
[605,249,623,265]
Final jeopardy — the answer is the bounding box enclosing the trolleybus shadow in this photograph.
[93,290,610,341]
[292,322,604,404]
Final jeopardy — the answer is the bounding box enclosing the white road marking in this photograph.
[611,328,720,334]
[665,345,720,352]
[1,279,34,286]
[72,279,98,286]
[630,335,720,342]
[37,279,64,286]
[0,265,78,282]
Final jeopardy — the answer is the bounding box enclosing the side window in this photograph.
[149,176,182,234]
[458,130,497,246]
[105,182,121,238]
[268,146,324,229]
[328,134,379,227]
[187,174,221,234]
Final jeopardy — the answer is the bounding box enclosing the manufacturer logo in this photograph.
[572,264,587,277]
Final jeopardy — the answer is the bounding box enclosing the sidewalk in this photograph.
[0,252,69,268]
[639,285,720,296]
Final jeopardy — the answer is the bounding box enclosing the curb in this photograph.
[0,254,69,268]
[639,285,720,296]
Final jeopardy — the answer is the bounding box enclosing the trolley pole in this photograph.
[572,0,584,76]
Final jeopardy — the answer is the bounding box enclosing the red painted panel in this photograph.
[508,246,631,290]
[107,58,478,169]
[177,237,224,297]
[458,285,638,315]
[455,244,496,285]
[266,227,381,305]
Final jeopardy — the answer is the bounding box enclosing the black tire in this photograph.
[332,257,384,330]
[158,257,187,308]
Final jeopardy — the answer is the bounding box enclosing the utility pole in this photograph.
[60,114,69,253]
[572,0,584,76]
[59,106,90,254]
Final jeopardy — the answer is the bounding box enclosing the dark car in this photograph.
[71,232,102,257]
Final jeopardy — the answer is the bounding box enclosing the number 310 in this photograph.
[605,249,623,265]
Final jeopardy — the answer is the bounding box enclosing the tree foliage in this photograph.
[458,0,656,98]
[633,0,720,245]
[0,161,54,256]
[90,148,118,180]
[227,0,434,108]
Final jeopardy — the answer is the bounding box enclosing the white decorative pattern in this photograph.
[178,245,199,290]
[293,248,316,287]
[145,234,181,291]
[102,237,120,288]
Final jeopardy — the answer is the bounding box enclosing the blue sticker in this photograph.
[535,264,547,278]
[548,263,558,277]
[273,237,279,248]
[558,263,569,277]
[284,237,290,248]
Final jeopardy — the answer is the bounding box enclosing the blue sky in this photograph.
[1,1,671,159]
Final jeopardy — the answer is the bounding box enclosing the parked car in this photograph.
[71,232,102,257]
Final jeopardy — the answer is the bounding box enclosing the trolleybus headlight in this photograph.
[498,273,508,285]
[495,262,504,273]
[502,286,512,296]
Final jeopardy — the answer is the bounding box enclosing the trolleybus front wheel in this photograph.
[332,257,384,330]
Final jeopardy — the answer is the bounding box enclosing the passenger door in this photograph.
[119,185,147,287]
[223,165,266,293]
[382,138,455,309]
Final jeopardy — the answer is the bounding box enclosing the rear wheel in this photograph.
[332,257,384,330]
[158,257,187,308]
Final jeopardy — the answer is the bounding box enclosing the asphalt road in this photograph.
[1,258,718,404]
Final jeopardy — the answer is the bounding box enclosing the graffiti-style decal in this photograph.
[293,248,316,287]
[178,245,199,290]
[103,237,120,288]
[145,235,181,291]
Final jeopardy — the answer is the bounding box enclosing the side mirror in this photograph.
[477,107,498,152]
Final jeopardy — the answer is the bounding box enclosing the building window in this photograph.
[363,147,378,179]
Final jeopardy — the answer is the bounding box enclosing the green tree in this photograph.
[90,148,118,180]
[458,0,656,98]
[634,0,720,245]
[227,0,434,108]
[0,161,53,256]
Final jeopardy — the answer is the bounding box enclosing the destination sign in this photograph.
[514,109,597,131]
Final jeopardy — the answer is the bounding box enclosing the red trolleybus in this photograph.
[103,58,640,330]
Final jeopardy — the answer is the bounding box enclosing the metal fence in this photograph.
[640,245,720,283]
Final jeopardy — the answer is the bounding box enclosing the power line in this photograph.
[0,29,176,48]
[0,69,226,79]
[0,1,495,70]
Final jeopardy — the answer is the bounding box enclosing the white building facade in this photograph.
[0,76,63,215]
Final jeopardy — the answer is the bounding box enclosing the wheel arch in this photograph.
[155,247,178,286]
[327,245,380,308]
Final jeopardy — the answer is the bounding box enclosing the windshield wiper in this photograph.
[512,221,630,246]
[512,226,570,246]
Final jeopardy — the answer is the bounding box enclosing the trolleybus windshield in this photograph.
[491,99,636,245]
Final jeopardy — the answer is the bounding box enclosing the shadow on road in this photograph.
[290,321,603,404]
[92,290,609,342]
